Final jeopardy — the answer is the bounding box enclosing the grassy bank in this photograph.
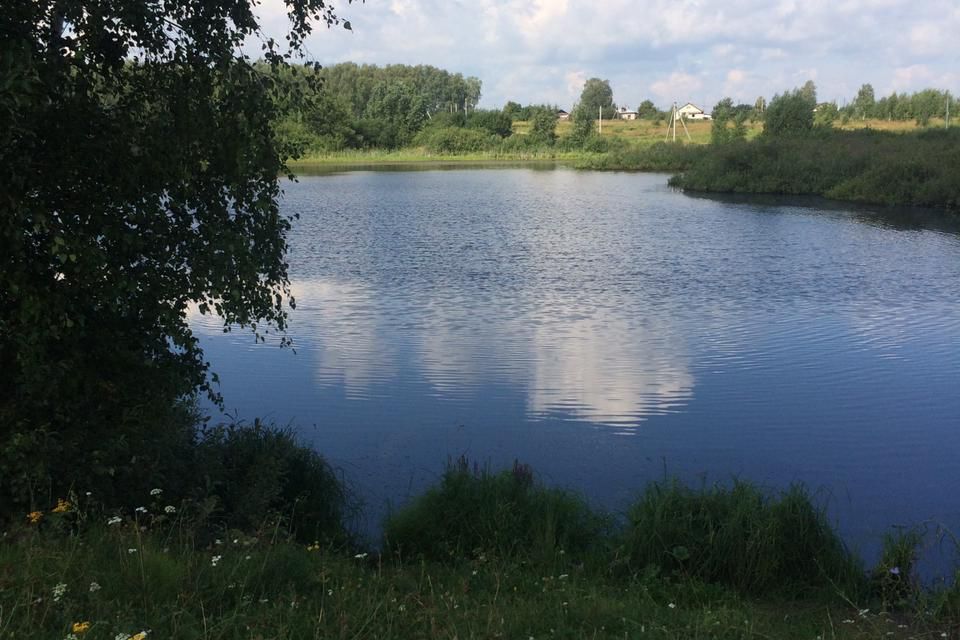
[669,128,960,210]
[4,454,960,639]
[288,147,595,166]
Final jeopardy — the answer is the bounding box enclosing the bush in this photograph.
[575,142,702,171]
[764,88,816,138]
[466,109,513,137]
[412,126,493,154]
[670,128,960,209]
[621,479,863,595]
[192,421,350,544]
[383,457,607,561]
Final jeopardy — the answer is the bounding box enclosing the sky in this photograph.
[256,0,960,111]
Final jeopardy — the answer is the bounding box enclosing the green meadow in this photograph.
[4,440,960,640]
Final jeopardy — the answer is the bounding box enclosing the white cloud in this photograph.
[650,72,704,103]
[247,0,960,110]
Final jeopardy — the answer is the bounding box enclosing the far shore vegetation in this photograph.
[281,67,959,210]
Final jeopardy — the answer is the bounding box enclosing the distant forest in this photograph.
[272,63,957,154]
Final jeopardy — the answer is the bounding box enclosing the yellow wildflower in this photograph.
[52,498,71,514]
[131,632,148,640]
[27,510,43,524]
[72,621,91,634]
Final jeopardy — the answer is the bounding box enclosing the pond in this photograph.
[191,167,960,563]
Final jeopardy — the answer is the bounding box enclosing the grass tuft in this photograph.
[383,456,609,562]
[621,479,865,597]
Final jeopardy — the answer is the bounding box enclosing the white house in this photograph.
[676,103,711,120]
[556,109,570,121]
[616,106,639,120]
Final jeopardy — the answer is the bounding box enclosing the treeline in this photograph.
[273,63,626,156]
[838,85,956,125]
[275,62,484,150]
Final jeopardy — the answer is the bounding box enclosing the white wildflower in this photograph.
[114,634,131,640]
[52,582,67,602]
[211,555,222,567]
[668,602,676,609]
[353,552,368,559]
[558,574,568,580]
[214,539,223,546]
[149,488,162,496]
[89,581,101,593]
[107,516,122,526]
[127,548,137,554]
[164,505,176,514]
[134,506,147,514]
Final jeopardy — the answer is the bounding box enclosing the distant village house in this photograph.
[676,103,711,120]
[616,106,639,120]
[557,109,570,120]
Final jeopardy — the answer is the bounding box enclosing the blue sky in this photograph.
[257,0,960,111]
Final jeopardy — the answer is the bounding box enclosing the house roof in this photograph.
[677,103,703,112]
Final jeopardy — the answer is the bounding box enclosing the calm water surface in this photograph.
[192,168,960,559]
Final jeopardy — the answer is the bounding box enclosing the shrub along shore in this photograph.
[3,426,959,640]
[289,128,960,212]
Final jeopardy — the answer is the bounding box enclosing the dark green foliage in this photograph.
[621,480,863,596]
[271,63,483,151]
[302,92,357,150]
[466,109,513,137]
[0,0,354,516]
[578,78,616,120]
[500,102,559,121]
[637,99,659,119]
[711,98,747,145]
[764,87,816,137]
[528,108,559,145]
[503,100,523,120]
[853,84,875,119]
[574,142,703,171]
[670,128,960,209]
[871,528,922,609]
[866,88,955,123]
[191,421,349,543]
[412,126,492,153]
[815,102,840,127]
[383,458,607,561]
[569,103,597,144]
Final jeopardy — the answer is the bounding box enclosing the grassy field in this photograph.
[288,117,948,168]
[4,460,960,639]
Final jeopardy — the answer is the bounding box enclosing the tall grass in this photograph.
[4,459,960,638]
[620,479,864,596]
[669,128,960,209]
[383,456,608,562]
